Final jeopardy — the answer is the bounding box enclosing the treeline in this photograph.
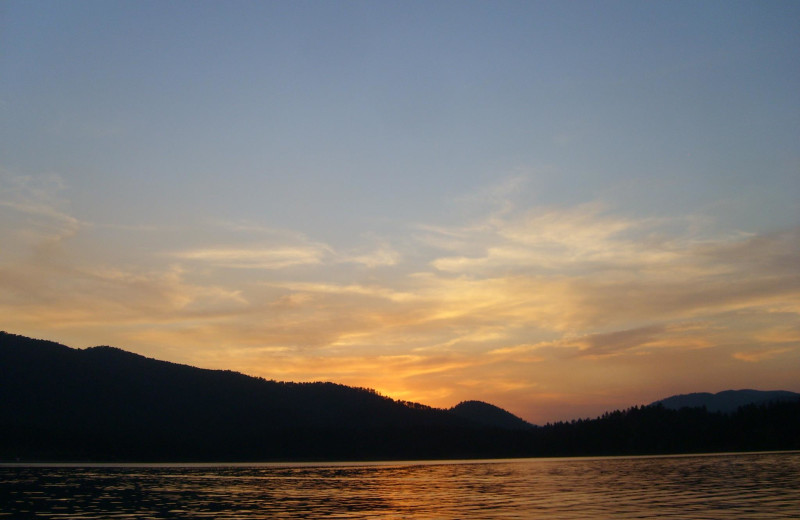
[525,401,800,456]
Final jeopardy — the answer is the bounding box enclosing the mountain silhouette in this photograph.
[652,390,800,413]
[0,332,531,461]
[449,400,535,430]
[2,331,799,461]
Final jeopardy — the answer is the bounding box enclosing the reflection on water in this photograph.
[1,452,798,519]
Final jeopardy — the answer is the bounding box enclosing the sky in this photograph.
[1,0,798,424]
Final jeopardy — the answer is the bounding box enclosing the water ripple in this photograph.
[1,452,798,519]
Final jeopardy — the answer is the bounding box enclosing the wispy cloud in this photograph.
[733,348,795,363]
[2,172,799,423]
[172,242,401,270]
[336,241,401,268]
[0,173,83,243]
[264,281,416,303]
[174,246,328,269]
[171,222,400,270]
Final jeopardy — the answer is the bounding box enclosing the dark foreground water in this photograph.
[1,452,798,519]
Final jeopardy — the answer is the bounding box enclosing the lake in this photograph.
[1,451,798,519]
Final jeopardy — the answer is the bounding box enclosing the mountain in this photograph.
[0,332,530,462]
[449,400,535,430]
[652,390,800,413]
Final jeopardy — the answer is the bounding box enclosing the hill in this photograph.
[0,332,529,461]
[652,390,800,413]
[449,400,535,430]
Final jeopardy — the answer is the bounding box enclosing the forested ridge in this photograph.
[2,332,798,462]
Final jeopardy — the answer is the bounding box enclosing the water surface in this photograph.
[2,451,798,519]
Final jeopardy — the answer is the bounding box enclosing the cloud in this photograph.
[2,171,799,422]
[0,173,83,244]
[427,204,723,276]
[696,227,800,275]
[222,211,800,369]
[264,281,416,303]
[0,174,253,335]
[419,199,800,327]
[731,322,800,363]
[487,322,713,359]
[447,174,529,218]
[569,323,710,357]
[173,246,328,269]
[733,348,795,363]
[0,261,248,329]
[171,223,400,270]
[337,241,401,267]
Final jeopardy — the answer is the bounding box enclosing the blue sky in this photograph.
[1,1,798,422]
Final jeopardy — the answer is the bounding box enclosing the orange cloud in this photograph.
[2,173,799,422]
[733,348,795,363]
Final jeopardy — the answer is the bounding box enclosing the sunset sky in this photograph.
[2,1,798,423]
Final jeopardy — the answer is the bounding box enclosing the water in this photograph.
[1,452,798,519]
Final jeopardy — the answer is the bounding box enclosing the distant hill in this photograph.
[652,390,800,413]
[449,400,535,430]
[2,331,799,461]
